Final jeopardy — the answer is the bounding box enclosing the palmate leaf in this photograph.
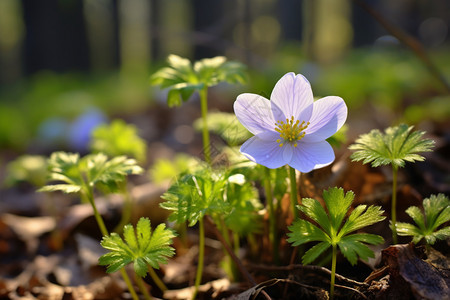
[90,119,147,163]
[99,217,176,277]
[150,54,246,107]
[160,168,230,226]
[349,124,434,168]
[39,152,143,196]
[397,194,450,245]
[288,187,385,266]
[38,152,83,194]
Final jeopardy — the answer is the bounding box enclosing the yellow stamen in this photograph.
[274,116,309,147]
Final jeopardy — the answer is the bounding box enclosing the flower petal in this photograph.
[234,93,276,135]
[240,134,286,169]
[270,72,314,122]
[303,96,347,143]
[289,141,335,172]
[283,145,294,162]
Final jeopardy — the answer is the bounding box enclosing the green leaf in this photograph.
[90,119,147,163]
[160,168,230,226]
[349,124,434,168]
[224,173,263,236]
[322,187,354,232]
[150,55,246,107]
[298,198,331,236]
[287,219,329,246]
[339,205,385,238]
[302,241,331,265]
[149,153,201,184]
[338,238,374,265]
[99,217,176,277]
[397,194,450,245]
[287,187,385,266]
[39,151,143,197]
[4,155,48,187]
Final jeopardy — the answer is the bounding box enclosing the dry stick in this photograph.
[248,264,368,287]
[353,0,450,94]
[204,217,272,300]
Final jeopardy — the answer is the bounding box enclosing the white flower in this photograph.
[234,72,347,172]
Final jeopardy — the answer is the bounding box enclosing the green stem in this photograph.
[391,166,398,244]
[330,244,337,300]
[114,181,133,233]
[135,274,153,300]
[147,266,168,292]
[193,217,205,300]
[199,87,211,165]
[263,167,279,264]
[289,166,298,218]
[84,188,139,300]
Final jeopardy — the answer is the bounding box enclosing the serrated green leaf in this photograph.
[349,124,434,168]
[298,198,331,236]
[339,205,385,238]
[99,217,176,276]
[160,168,230,226]
[90,119,147,163]
[302,241,330,265]
[398,194,450,245]
[323,187,354,232]
[338,238,374,265]
[150,55,246,107]
[287,219,329,246]
[405,206,426,231]
[287,187,385,266]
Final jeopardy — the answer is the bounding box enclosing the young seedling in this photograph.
[287,187,385,299]
[150,54,246,164]
[90,119,148,232]
[99,217,176,297]
[349,124,434,243]
[39,152,143,300]
[161,167,230,299]
[397,194,450,249]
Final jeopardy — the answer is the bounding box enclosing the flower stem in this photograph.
[289,166,298,218]
[330,244,337,300]
[263,167,279,264]
[199,87,211,165]
[114,180,133,234]
[193,217,205,300]
[391,165,398,244]
[84,189,139,300]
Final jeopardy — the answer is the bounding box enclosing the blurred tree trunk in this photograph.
[118,0,151,77]
[0,0,24,84]
[303,0,352,65]
[83,0,119,72]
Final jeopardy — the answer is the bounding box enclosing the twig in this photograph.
[353,0,450,94]
[334,283,368,299]
[248,263,368,287]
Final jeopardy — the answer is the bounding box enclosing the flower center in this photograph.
[274,116,309,147]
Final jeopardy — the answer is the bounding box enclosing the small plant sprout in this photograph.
[150,54,246,164]
[349,124,434,243]
[234,72,347,218]
[99,217,176,295]
[39,152,143,300]
[287,187,385,299]
[161,167,230,299]
[397,194,450,248]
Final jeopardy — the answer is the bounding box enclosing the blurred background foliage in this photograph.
[0,0,449,154]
